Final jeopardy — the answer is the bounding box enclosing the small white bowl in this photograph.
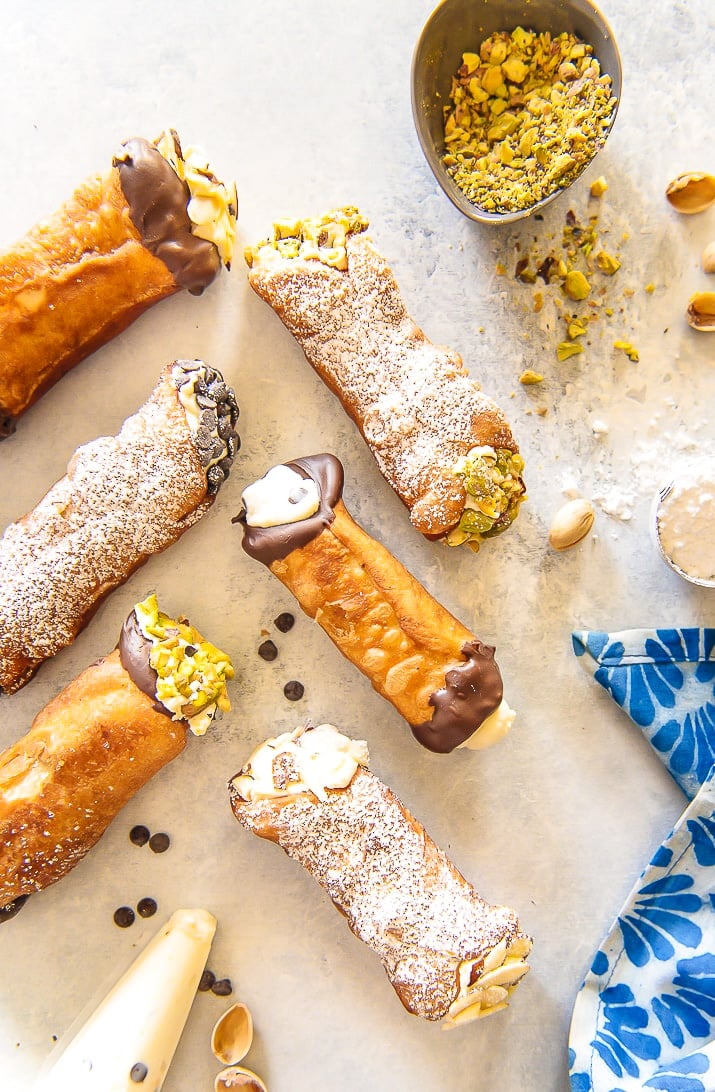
[650,458,715,588]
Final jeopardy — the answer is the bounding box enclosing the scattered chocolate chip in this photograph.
[184,645,197,657]
[207,464,225,493]
[137,897,158,918]
[149,832,171,854]
[114,906,135,928]
[198,969,216,992]
[274,612,295,633]
[130,1061,148,1082]
[258,639,278,662]
[284,680,304,701]
[0,894,29,923]
[211,978,233,997]
[129,824,150,847]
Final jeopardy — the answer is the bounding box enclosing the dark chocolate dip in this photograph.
[114,137,221,295]
[118,610,170,717]
[0,894,29,924]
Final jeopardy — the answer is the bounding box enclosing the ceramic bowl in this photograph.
[411,0,622,223]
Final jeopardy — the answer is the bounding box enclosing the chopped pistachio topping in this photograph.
[134,594,233,736]
[595,250,621,275]
[448,446,526,549]
[519,369,544,384]
[442,29,616,213]
[590,176,608,197]
[154,129,237,267]
[562,269,591,300]
[557,340,584,361]
[245,207,369,271]
[613,339,640,362]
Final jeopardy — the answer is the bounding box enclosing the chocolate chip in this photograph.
[130,1061,148,1082]
[208,380,228,402]
[211,978,233,997]
[217,415,233,439]
[184,645,197,657]
[207,465,225,493]
[196,393,217,410]
[198,969,216,992]
[137,897,158,918]
[274,612,295,633]
[201,409,218,432]
[284,680,304,701]
[148,833,171,854]
[258,639,278,662]
[114,906,135,928]
[129,825,150,847]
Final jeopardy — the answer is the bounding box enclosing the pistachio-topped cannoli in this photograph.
[229,723,532,1026]
[0,596,233,919]
[0,129,236,436]
[237,453,514,752]
[0,359,240,693]
[245,209,525,550]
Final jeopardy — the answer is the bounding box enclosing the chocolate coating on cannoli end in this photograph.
[412,640,504,754]
[0,405,16,440]
[114,137,220,295]
[118,610,170,718]
[238,453,345,566]
[0,894,29,923]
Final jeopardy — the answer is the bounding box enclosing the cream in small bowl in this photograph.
[651,457,715,588]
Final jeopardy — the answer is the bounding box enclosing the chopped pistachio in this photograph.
[563,270,591,300]
[567,315,588,339]
[645,282,655,293]
[595,251,621,275]
[246,207,368,270]
[450,446,526,549]
[519,369,544,384]
[557,340,584,361]
[613,340,639,362]
[590,176,608,197]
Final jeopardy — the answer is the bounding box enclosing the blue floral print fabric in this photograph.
[572,628,715,800]
[569,767,715,1091]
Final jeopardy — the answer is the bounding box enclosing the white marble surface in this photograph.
[0,2,713,1090]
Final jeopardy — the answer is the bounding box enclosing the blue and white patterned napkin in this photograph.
[568,766,715,1092]
[572,628,715,800]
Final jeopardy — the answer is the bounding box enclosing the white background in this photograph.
[0,2,713,1089]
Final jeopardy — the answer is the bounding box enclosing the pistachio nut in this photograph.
[665,172,715,214]
[702,242,715,274]
[548,497,595,550]
[687,291,715,332]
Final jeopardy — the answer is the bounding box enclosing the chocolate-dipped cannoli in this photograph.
[245,209,525,551]
[236,454,514,753]
[0,595,233,918]
[0,359,240,694]
[229,723,532,1026]
[0,129,236,436]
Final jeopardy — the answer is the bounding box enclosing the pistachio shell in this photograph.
[701,242,715,275]
[211,1002,254,1065]
[214,1065,268,1092]
[548,498,595,550]
[687,291,715,332]
[665,172,715,214]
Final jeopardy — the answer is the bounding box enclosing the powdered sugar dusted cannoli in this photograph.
[245,209,525,551]
[236,453,514,752]
[0,360,239,693]
[0,129,236,436]
[0,595,233,919]
[229,723,531,1026]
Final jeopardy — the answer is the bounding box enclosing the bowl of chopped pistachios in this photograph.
[411,0,622,223]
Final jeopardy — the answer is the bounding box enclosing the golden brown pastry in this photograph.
[236,453,514,752]
[229,723,532,1026]
[0,595,233,921]
[0,129,236,436]
[245,208,525,550]
[0,359,240,694]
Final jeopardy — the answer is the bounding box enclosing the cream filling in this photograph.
[231,724,369,803]
[459,698,516,751]
[155,128,237,267]
[33,909,216,1090]
[241,464,320,528]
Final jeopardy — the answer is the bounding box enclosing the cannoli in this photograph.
[236,453,514,753]
[33,907,216,1090]
[245,208,525,550]
[229,723,532,1026]
[0,358,240,694]
[0,129,236,436]
[0,595,233,919]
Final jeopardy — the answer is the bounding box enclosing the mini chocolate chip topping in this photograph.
[284,680,305,701]
[114,906,136,928]
[172,360,241,495]
[149,832,171,854]
[198,969,216,992]
[412,640,504,754]
[238,453,344,566]
[274,611,295,632]
[258,639,278,661]
[137,897,158,918]
[211,978,233,997]
[114,137,220,295]
[129,824,151,847]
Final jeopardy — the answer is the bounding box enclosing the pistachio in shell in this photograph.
[687,291,715,332]
[215,1065,268,1092]
[665,172,715,214]
[548,498,595,550]
[211,1002,254,1065]
[702,242,715,274]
